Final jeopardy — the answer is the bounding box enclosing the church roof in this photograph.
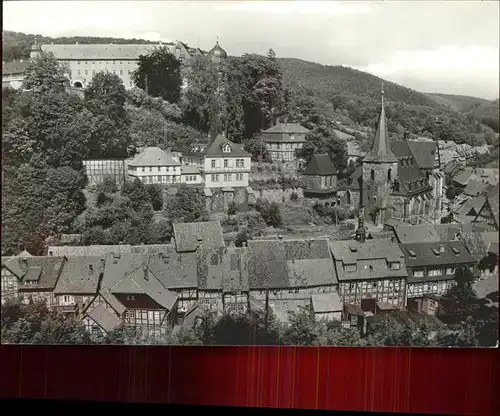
[302,154,337,176]
[363,90,398,163]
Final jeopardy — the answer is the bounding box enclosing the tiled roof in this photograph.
[456,195,486,223]
[101,253,146,289]
[87,303,122,333]
[2,59,30,75]
[172,221,225,252]
[302,154,337,176]
[48,245,131,257]
[394,224,442,244]
[401,241,475,268]
[197,245,249,291]
[41,44,159,60]
[407,141,438,170]
[452,171,473,186]
[458,231,489,262]
[443,160,461,175]
[146,251,198,289]
[329,239,407,282]
[54,256,103,295]
[312,292,342,313]
[185,134,250,158]
[15,256,66,291]
[128,147,180,167]
[261,123,309,143]
[109,261,178,311]
[263,123,310,134]
[130,244,174,255]
[247,238,336,289]
[99,289,126,315]
[247,240,288,289]
[463,180,489,197]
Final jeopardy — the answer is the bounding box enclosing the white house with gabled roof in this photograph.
[182,133,251,189]
[128,147,181,185]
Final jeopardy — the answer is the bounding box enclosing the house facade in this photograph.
[33,39,223,90]
[2,59,29,89]
[329,218,408,309]
[128,147,181,185]
[400,240,476,299]
[183,133,252,189]
[260,122,310,165]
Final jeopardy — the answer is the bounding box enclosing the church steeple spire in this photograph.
[363,83,398,163]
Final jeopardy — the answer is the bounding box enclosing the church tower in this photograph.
[360,85,399,224]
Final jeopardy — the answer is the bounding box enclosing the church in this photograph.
[354,88,443,225]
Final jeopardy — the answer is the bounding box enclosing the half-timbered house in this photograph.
[53,256,104,315]
[329,235,408,308]
[400,240,476,301]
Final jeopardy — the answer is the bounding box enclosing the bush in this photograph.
[146,184,164,211]
[227,201,237,217]
[290,191,299,201]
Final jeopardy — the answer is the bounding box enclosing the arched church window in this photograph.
[388,168,392,182]
[371,169,375,181]
[346,191,351,205]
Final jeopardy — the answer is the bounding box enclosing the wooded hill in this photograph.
[3,30,499,137]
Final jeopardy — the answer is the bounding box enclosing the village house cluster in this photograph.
[2,207,497,338]
[1,39,498,343]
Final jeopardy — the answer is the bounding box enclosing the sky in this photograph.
[3,1,499,100]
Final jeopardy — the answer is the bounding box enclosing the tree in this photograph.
[164,187,208,223]
[148,220,173,244]
[132,46,182,104]
[121,179,151,211]
[85,72,131,158]
[146,184,164,211]
[181,54,227,134]
[440,266,478,321]
[22,51,69,93]
[282,308,317,346]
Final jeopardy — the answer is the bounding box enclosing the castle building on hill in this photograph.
[27,39,226,90]
[358,87,442,225]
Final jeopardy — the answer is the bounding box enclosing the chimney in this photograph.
[143,266,149,280]
[439,245,445,253]
[100,258,105,269]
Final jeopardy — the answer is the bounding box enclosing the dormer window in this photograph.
[388,261,400,270]
[344,263,357,272]
[222,144,231,153]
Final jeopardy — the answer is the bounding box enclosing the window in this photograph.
[149,167,153,172]
[445,267,455,275]
[389,262,400,270]
[120,70,123,75]
[223,144,231,153]
[92,70,96,75]
[428,268,442,277]
[388,168,392,182]
[230,254,239,271]
[157,175,162,183]
[211,160,216,168]
[371,169,375,180]
[393,180,400,192]
[85,70,88,75]
[211,174,217,182]
[142,168,145,172]
[64,296,70,303]
[77,70,81,75]
[113,70,116,74]
[413,269,424,278]
[92,327,100,335]
[158,167,161,172]
[224,159,228,168]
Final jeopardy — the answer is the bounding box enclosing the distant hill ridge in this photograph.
[3,30,498,133]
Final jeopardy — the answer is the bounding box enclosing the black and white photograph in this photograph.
[1,1,498,347]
